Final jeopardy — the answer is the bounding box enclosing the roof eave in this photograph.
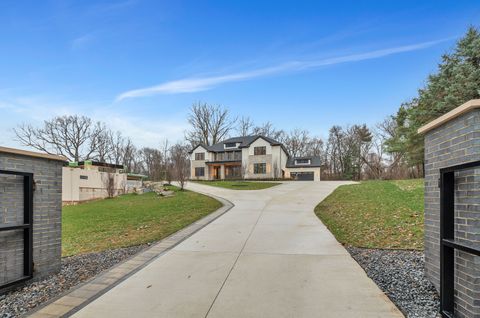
[418,99,480,134]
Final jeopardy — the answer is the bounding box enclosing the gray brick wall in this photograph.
[424,109,480,317]
[0,152,63,289]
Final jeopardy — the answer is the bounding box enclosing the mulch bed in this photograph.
[347,246,440,318]
[0,245,147,318]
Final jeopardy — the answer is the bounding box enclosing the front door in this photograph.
[212,166,221,179]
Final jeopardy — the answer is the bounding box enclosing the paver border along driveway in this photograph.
[72,181,403,318]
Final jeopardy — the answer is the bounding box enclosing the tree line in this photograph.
[13,26,480,181]
[384,26,480,176]
[14,115,189,183]
[184,27,480,180]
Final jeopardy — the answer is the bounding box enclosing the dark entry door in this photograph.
[439,160,480,318]
[0,170,34,289]
[213,166,220,179]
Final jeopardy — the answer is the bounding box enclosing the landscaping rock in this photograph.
[347,247,440,318]
[0,245,146,318]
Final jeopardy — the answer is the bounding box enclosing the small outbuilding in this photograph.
[0,146,66,290]
[418,99,480,318]
[62,160,126,204]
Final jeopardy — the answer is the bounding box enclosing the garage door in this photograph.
[291,172,314,181]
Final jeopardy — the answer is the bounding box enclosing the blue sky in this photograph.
[1,0,479,149]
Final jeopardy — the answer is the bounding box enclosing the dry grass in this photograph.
[314,179,424,250]
[62,187,222,256]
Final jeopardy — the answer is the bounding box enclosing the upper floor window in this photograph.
[254,146,266,155]
[295,159,310,165]
[195,152,205,160]
[254,163,266,174]
[224,142,237,148]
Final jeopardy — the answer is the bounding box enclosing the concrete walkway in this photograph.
[72,181,403,318]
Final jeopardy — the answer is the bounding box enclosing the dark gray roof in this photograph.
[193,135,284,153]
[286,156,322,168]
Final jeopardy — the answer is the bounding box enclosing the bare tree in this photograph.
[109,131,126,165]
[161,138,170,181]
[94,128,112,163]
[252,122,285,141]
[237,116,255,136]
[121,138,138,173]
[138,147,163,181]
[185,102,235,146]
[102,172,116,198]
[306,137,324,157]
[14,115,105,161]
[284,129,310,157]
[170,143,189,190]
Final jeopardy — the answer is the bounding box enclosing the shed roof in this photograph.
[0,146,68,162]
[418,99,480,134]
[286,156,322,168]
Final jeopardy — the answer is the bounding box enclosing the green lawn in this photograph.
[314,179,424,250]
[192,180,281,190]
[62,187,222,256]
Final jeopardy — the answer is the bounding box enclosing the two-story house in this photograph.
[189,135,321,181]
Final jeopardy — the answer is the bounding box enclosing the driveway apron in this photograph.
[72,181,403,318]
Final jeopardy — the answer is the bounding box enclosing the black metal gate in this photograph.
[439,160,480,318]
[0,170,34,289]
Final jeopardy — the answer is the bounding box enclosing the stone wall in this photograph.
[423,108,480,317]
[0,150,64,289]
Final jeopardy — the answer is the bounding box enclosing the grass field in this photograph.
[192,180,281,190]
[314,179,424,250]
[62,187,222,256]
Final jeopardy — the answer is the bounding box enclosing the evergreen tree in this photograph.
[386,26,480,171]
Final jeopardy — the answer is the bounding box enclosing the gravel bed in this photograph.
[347,246,440,318]
[0,245,147,318]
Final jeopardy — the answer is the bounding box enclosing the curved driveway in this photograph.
[74,181,403,318]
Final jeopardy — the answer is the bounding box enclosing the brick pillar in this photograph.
[419,100,480,318]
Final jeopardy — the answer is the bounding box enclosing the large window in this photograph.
[195,152,205,160]
[195,167,205,177]
[254,146,266,155]
[295,159,310,165]
[224,142,237,148]
[254,163,266,174]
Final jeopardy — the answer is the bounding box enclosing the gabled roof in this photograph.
[188,144,210,154]
[286,156,322,168]
[190,135,287,153]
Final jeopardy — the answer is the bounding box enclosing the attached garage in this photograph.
[290,171,314,181]
[285,156,321,181]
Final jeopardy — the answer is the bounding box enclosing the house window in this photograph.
[254,146,266,155]
[254,163,266,174]
[195,153,205,160]
[80,175,88,180]
[195,167,205,177]
[224,142,237,148]
[295,159,310,165]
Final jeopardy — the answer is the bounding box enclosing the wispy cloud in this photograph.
[71,33,95,50]
[116,38,451,101]
[88,0,138,14]
[0,94,187,149]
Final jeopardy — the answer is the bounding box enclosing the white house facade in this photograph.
[189,135,321,181]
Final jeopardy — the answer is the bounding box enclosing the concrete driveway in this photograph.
[73,181,403,318]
